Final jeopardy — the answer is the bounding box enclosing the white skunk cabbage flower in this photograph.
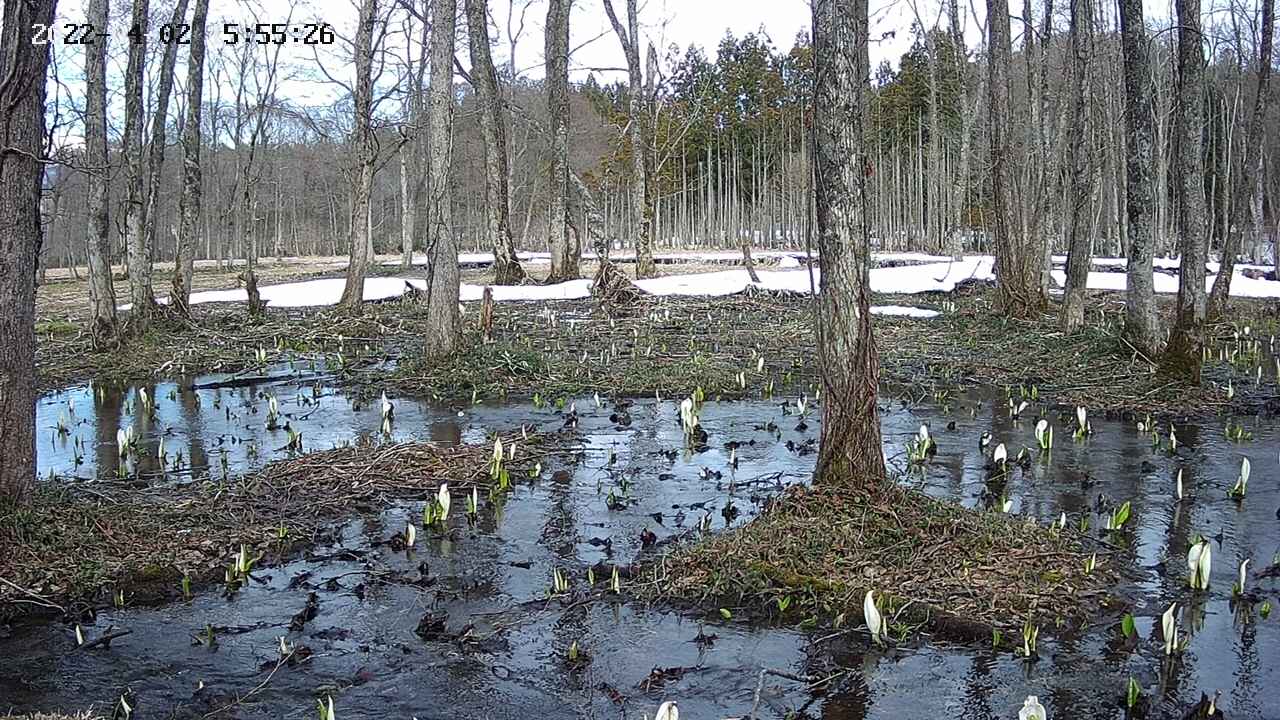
[993,443,1008,466]
[863,590,885,643]
[1019,695,1046,720]
[1162,603,1178,655]
[437,483,451,521]
[1076,406,1087,431]
[756,356,764,372]
[116,428,129,457]
[1187,538,1211,590]
[1231,457,1250,497]
[380,392,392,419]
[405,523,416,547]
[1175,468,1184,500]
[654,701,679,720]
[1235,558,1250,596]
[679,398,695,431]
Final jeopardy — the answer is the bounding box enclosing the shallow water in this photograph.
[4,377,1280,719]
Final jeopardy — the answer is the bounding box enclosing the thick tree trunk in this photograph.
[466,0,526,286]
[172,0,211,316]
[1060,0,1094,330]
[546,0,576,281]
[84,0,119,343]
[604,0,655,277]
[122,0,154,325]
[1207,0,1273,318]
[338,0,380,311]
[987,0,1045,317]
[1119,0,1159,355]
[812,0,885,487]
[0,0,56,504]
[421,0,461,359]
[1162,0,1208,381]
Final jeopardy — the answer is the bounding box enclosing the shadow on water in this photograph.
[5,377,1280,719]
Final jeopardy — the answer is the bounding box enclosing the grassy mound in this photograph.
[647,482,1113,639]
[0,433,549,620]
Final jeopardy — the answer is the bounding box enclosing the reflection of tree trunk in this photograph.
[173,0,211,316]
[178,386,210,477]
[0,0,56,503]
[421,0,461,359]
[1119,0,1159,355]
[812,0,885,487]
[1162,0,1208,381]
[93,386,125,481]
[84,0,120,343]
[466,0,526,286]
[1207,0,1273,319]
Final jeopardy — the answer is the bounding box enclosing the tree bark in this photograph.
[122,0,155,325]
[1162,0,1208,380]
[545,0,576,281]
[0,0,57,504]
[987,0,1045,317]
[812,0,886,486]
[604,0,655,277]
[142,0,190,273]
[1207,0,1273,318]
[421,0,462,359]
[1060,0,1094,330]
[1119,0,1160,355]
[466,0,526,285]
[84,0,119,343]
[338,0,380,311]
[172,0,211,316]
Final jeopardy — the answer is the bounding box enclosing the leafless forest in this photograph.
[33,0,1279,276]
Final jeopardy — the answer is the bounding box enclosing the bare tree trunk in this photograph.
[141,0,190,273]
[1118,0,1159,355]
[84,0,119,342]
[400,137,416,269]
[1207,0,1273,318]
[987,0,1044,317]
[1061,0,1094,330]
[421,0,461,359]
[1162,0,1208,380]
[466,0,526,285]
[545,0,575,281]
[122,0,154,326]
[339,0,380,310]
[0,0,56,504]
[812,0,885,486]
[604,0,655,277]
[172,0,211,316]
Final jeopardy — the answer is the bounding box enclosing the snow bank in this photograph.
[124,253,1279,314]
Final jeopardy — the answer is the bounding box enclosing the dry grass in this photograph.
[644,482,1114,638]
[0,432,556,620]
